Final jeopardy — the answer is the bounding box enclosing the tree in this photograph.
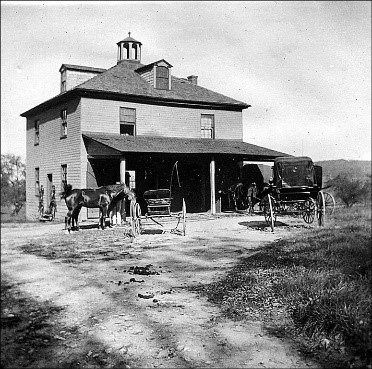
[361,174,372,205]
[1,154,26,207]
[326,173,366,207]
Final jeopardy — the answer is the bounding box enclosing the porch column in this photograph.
[118,157,127,224]
[210,157,216,215]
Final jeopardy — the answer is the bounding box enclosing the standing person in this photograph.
[247,182,258,214]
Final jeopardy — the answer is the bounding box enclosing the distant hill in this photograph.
[248,159,371,184]
[315,160,371,182]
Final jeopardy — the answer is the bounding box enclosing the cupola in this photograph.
[117,32,142,64]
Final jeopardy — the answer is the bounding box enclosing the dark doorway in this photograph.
[46,174,53,207]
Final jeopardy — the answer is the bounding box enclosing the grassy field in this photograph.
[193,206,371,368]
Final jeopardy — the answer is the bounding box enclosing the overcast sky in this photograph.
[1,1,371,162]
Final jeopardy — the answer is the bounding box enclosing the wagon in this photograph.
[259,156,335,231]
[130,189,187,237]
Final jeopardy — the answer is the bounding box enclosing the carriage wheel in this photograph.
[182,198,187,236]
[135,203,143,235]
[302,197,316,224]
[131,202,142,237]
[263,195,275,232]
[323,191,336,215]
[130,201,138,237]
[317,191,326,227]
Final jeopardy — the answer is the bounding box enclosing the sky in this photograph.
[1,1,371,162]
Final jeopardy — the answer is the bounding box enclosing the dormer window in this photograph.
[136,59,172,90]
[61,70,66,92]
[156,66,169,90]
[34,120,40,145]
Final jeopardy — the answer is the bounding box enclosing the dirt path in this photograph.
[1,215,320,368]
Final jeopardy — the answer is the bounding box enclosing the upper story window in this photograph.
[156,66,169,90]
[120,107,136,136]
[34,120,40,145]
[60,109,67,138]
[200,114,215,139]
[35,167,40,195]
[61,164,67,191]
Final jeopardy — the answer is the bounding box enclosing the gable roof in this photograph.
[135,59,173,73]
[59,64,107,73]
[82,132,289,161]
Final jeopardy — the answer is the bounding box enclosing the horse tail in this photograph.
[60,183,73,199]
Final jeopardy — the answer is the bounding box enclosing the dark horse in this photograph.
[61,183,135,232]
[227,183,249,211]
[227,182,264,213]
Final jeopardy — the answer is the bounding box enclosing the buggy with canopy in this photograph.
[260,156,335,231]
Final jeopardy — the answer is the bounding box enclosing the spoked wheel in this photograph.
[130,201,142,237]
[134,203,142,235]
[262,194,275,232]
[182,198,187,236]
[323,191,336,215]
[317,191,325,227]
[302,197,316,224]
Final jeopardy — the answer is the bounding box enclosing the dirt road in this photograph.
[1,214,319,368]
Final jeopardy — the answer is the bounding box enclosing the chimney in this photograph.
[187,75,198,85]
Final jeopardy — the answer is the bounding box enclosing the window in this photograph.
[61,70,67,92]
[60,109,67,138]
[200,114,215,139]
[35,167,40,195]
[156,66,169,90]
[120,107,136,136]
[127,170,136,190]
[61,165,67,191]
[34,120,40,145]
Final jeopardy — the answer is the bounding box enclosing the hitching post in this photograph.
[210,157,216,215]
[119,157,126,224]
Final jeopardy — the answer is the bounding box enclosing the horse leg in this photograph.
[65,211,73,233]
[101,206,108,230]
[72,205,82,231]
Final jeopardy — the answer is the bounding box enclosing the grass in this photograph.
[192,206,371,368]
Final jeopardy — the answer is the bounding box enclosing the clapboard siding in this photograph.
[80,97,243,139]
[138,70,154,86]
[25,98,81,220]
[66,70,101,91]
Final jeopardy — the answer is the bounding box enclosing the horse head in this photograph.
[60,183,73,199]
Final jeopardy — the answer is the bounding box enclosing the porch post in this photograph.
[210,157,216,215]
[119,157,126,224]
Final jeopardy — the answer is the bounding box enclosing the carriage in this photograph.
[130,189,187,236]
[129,162,187,237]
[259,156,335,231]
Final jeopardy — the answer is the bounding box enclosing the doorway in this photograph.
[46,174,53,207]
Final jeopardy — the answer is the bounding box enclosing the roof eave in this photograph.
[20,90,79,118]
[75,88,250,110]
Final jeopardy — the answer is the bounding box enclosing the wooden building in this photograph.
[21,34,288,221]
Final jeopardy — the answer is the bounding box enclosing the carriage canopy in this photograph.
[274,156,315,188]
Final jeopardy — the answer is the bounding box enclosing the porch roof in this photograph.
[82,132,290,161]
